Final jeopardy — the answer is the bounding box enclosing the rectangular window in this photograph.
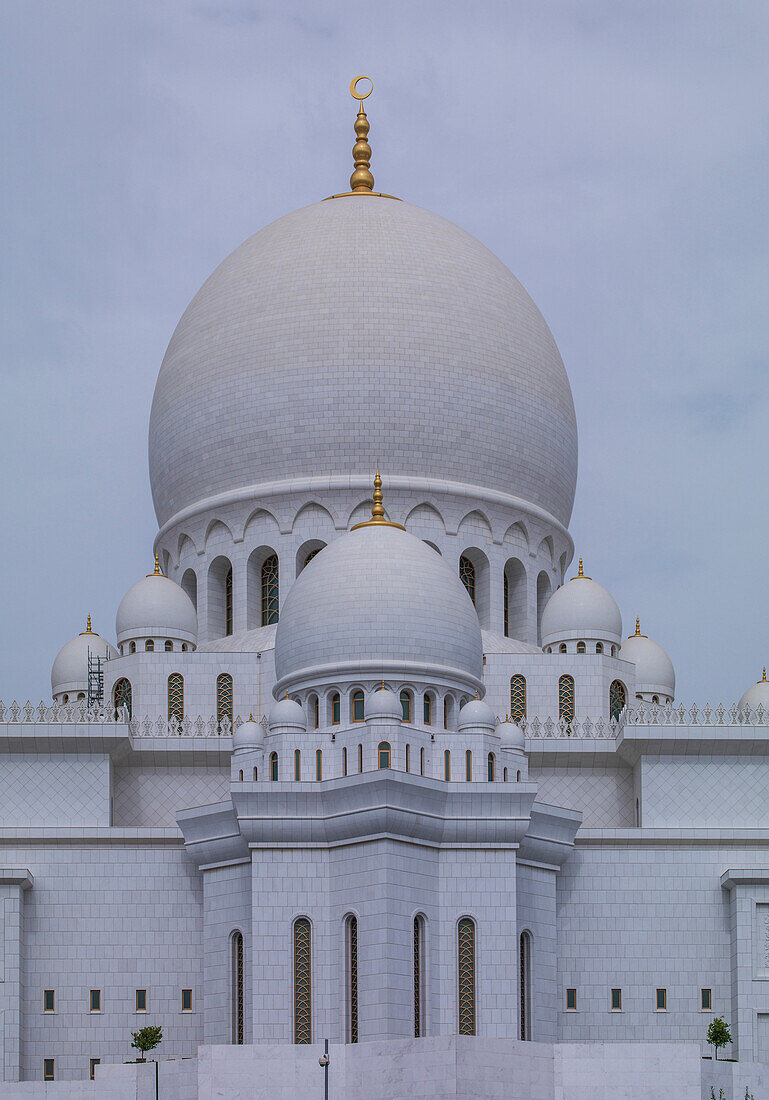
[89,1059,100,1081]
[423,695,432,725]
[44,1059,55,1081]
[90,989,101,1013]
[43,990,55,1013]
[136,989,147,1012]
[566,988,577,1011]
[181,988,193,1012]
[611,988,622,1011]
[701,988,712,1011]
[656,988,666,1011]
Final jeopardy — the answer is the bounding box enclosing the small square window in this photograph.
[43,990,55,1013]
[566,988,577,1011]
[89,1059,100,1081]
[43,1059,55,1081]
[90,989,101,1013]
[611,988,622,1011]
[656,988,666,1011]
[701,988,712,1011]
[181,988,192,1012]
[136,989,147,1012]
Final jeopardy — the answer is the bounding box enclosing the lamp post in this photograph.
[318,1039,329,1100]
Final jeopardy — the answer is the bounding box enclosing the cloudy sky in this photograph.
[1,0,767,704]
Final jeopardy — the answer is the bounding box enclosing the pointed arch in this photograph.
[208,556,233,639]
[247,546,279,629]
[181,568,197,611]
[204,518,234,550]
[290,501,336,533]
[242,507,280,541]
[503,558,527,639]
[457,508,493,541]
[296,539,327,577]
[177,531,197,559]
[404,501,446,538]
[536,571,552,646]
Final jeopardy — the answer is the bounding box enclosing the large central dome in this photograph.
[149,196,577,531]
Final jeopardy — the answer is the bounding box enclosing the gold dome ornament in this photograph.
[351,469,405,531]
[146,553,162,578]
[574,557,591,580]
[324,77,400,201]
[80,613,95,636]
[631,617,647,639]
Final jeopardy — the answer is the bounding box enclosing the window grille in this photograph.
[331,693,340,725]
[217,673,233,732]
[510,676,526,723]
[609,679,626,722]
[113,678,132,719]
[347,916,358,1044]
[261,554,279,626]
[168,673,184,722]
[225,567,233,636]
[232,931,244,1044]
[414,916,424,1037]
[558,675,574,726]
[459,556,476,604]
[293,918,312,1044]
[400,690,412,722]
[457,918,476,1035]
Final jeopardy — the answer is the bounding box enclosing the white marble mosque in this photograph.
[0,79,767,1099]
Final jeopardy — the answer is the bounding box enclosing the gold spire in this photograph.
[249,713,254,722]
[761,667,767,684]
[629,617,647,639]
[351,469,406,530]
[349,75,374,192]
[146,553,162,578]
[80,613,94,636]
[574,556,591,580]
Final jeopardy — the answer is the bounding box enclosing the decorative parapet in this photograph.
[496,714,624,739]
[0,700,129,724]
[625,700,768,727]
[128,714,250,738]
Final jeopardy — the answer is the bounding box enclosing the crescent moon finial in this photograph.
[349,75,374,192]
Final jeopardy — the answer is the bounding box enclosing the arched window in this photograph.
[516,770,521,782]
[77,691,85,700]
[357,744,363,772]
[113,678,132,719]
[129,641,136,654]
[231,931,244,1044]
[182,643,188,652]
[304,547,322,569]
[596,642,603,654]
[444,695,454,730]
[652,694,659,705]
[225,567,233,636]
[459,556,476,605]
[253,767,257,781]
[487,752,495,782]
[351,690,364,723]
[270,752,278,781]
[423,694,432,725]
[465,749,472,782]
[444,750,451,781]
[164,640,173,652]
[315,749,322,781]
[576,641,586,654]
[400,690,412,722]
[559,643,567,654]
[510,675,526,724]
[420,747,425,776]
[609,680,627,722]
[309,695,319,729]
[414,915,425,1038]
[167,673,183,722]
[457,918,476,1035]
[503,767,508,781]
[261,554,279,626]
[63,693,69,703]
[558,675,574,725]
[217,673,233,732]
[378,742,391,769]
[294,749,301,781]
[520,931,532,1040]
[503,570,509,637]
[331,693,340,725]
[636,797,640,826]
[238,770,243,781]
[346,915,358,1044]
[293,918,312,1044]
[342,747,348,776]
[405,744,410,772]
[145,639,154,652]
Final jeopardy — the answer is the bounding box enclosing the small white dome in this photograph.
[365,687,402,721]
[619,622,675,701]
[51,620,118,699]
[232,717,264,752]
[268,697,307,732]
[498,719,525,751]
[116,560,197,647]
[540,560,622,649]
[274,520,483,696]
[457,698,495,732]
[739,669,769,713]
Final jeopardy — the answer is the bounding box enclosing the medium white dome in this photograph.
[739,670,769,713]
[149,197,577,532]
[365,687,402,721]
[268,697,307,731]
[619,624,675,701]
[51,621,118,699]
[273,521,483,696]
[232,717,264,752]
[498,719,525,751]
[457,698,495,731]
[116,564,197,647]
[540,563,622,649]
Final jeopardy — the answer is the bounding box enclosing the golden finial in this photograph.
[630,617,647,639]
[249,712,254,722]
[578,557,583,577]
[574,556,591,580]
[146,553,163,578]
[351,469,406,530]
[80,613,94,636]
[349,76,374,192]
[761,667,767,684]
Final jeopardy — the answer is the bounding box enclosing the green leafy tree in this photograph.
[706,1016,732,1061]
[131,1025,163,1060]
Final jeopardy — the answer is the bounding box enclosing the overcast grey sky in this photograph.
[1,0,767,704]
